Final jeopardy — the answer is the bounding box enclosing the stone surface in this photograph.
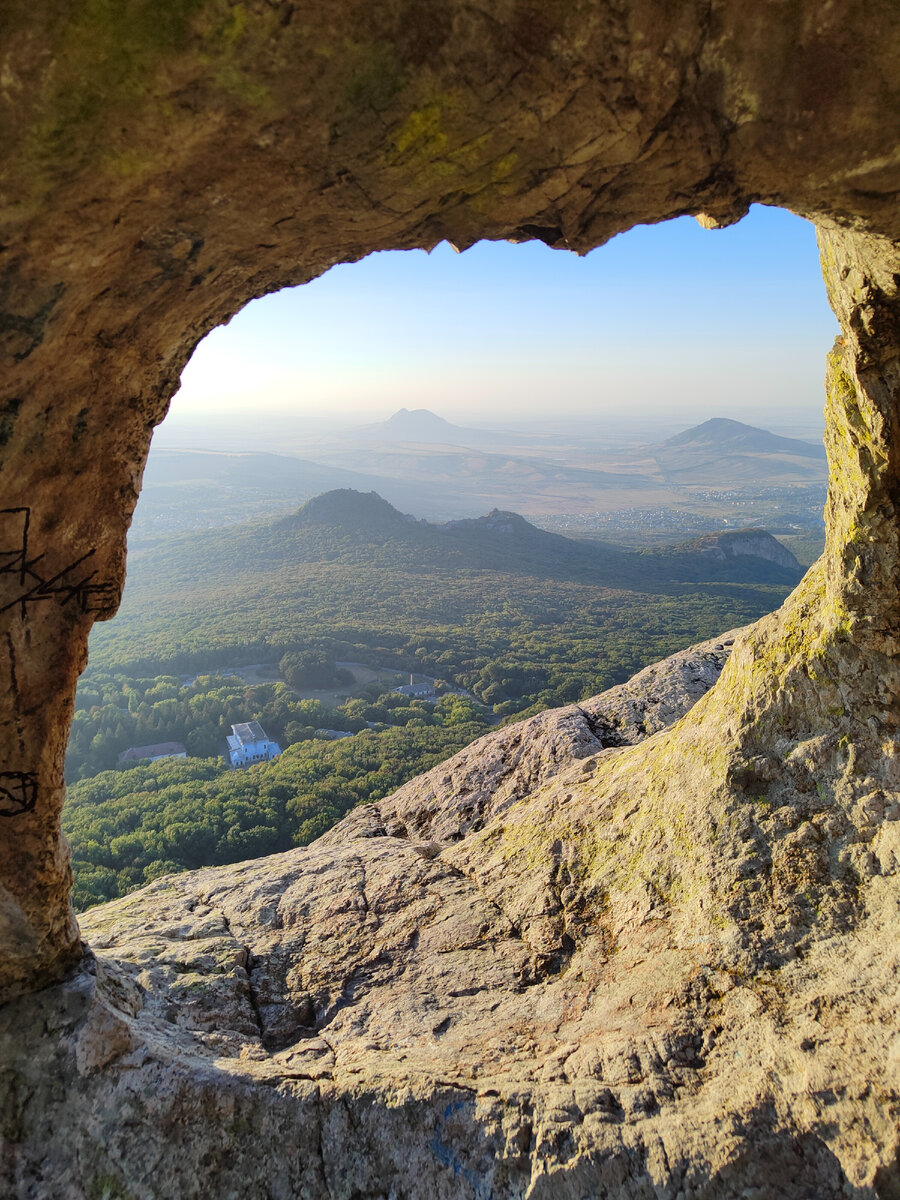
[1,1,900,1193]
[329,629,741,847]
[689,530,802,571]
[5,632,899,1198]
[1,0,900,993]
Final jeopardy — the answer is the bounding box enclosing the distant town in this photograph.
[538,485,827,539]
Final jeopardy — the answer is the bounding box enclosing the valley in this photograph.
[4,9,896,1190]
[131,412,828,543]
[67,480,811,910]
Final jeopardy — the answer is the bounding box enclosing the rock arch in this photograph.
[3,4,900,1192]
[1,0,898,1041]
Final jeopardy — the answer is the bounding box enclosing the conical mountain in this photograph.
[660,417,825,459]
[286,489,419,533]
[360,408,491,446]
[124,488,803,594]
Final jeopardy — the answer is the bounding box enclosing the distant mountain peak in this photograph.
[445,509,540,538]
[474,509,532,535]
[661,417,825,459]
[361,408,490,446]
[289,489,416,529]
[693,417,750,431]
[662,417,766,447]
[383,407,456,429]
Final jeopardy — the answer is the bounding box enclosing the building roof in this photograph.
[117,741,187,762]
[230,721,268,744]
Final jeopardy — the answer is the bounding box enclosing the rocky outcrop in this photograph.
[692,530,802,571]
[4,629,897,1198]
[330,630,741,846]
[0,0,899,1000]
[2,1,900,1194]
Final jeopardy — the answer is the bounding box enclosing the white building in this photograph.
[394,673,435,699]
[226,721,281,768]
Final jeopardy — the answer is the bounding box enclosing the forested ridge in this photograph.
[95,492,796,710]
[68,490,802,909]
[122,488,802,591]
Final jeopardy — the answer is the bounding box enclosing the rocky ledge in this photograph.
[1,628,898,1199]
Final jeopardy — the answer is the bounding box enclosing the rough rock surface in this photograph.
[8,630,899,1199]
[2,1,900,1195]
[692,530,802,571]
[1,0,900,996]
[330,630,741,846]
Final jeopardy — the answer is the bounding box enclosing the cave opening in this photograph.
[60,204,842,912]
[2,2,900,1185]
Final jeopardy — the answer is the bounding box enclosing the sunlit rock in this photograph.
[1,0,899,1192]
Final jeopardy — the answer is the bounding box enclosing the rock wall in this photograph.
[1,1,900,1192]
[2,632,898,1196]
[2,0,898,997]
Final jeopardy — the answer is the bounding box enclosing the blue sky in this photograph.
[171,204,839,429]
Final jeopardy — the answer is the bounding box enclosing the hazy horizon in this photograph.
[152,403,827,456]
[165,204,839,443]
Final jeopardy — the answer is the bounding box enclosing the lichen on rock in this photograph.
[1,0,900,1193]
[2,631,899,1195]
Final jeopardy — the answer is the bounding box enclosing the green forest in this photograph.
[88,568,779,714]
[64,719,487,911]
[67,491,803,909]
[65,670,485,781]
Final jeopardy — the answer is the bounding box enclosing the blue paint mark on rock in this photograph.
[430,1097,494,1198]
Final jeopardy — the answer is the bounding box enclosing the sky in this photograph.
[169,205,840,432]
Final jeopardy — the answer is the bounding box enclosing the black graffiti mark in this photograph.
[0,508,117,617]
[0,772,37,817]
[0,506,28,583]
